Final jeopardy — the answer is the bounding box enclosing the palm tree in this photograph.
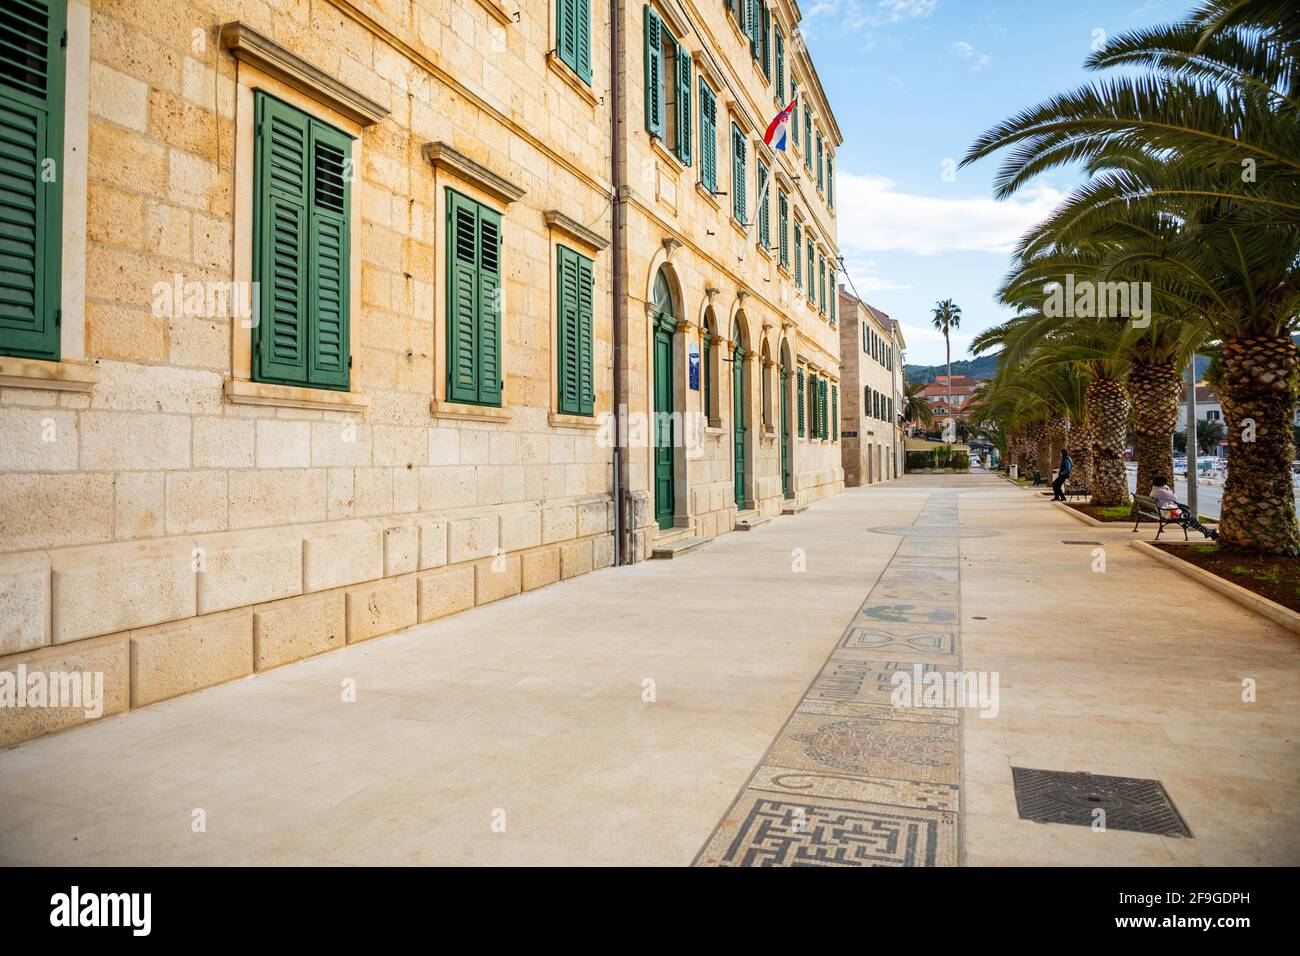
[961,2,1299,553]
[902,381,935,432]
[930,299,962,433]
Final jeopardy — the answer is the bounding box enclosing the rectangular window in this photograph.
[818,254,826,314]
[747,0,759,60]
[790,78,799,145]
[816,132,824,191]
[804,113,812,170]
[832,384,838,440]
[774,27,784,103]
[777,190,788,268]
[446,188,503,406]
[253,93,353,390]
[0,0,68,361]
[760,2,771,77]
[826,153,834,208]
[557,0,592,84]
[556,244,594,416]
[731,122,746,224]
[699,79,717,192]
[793,220,802,288]
[807,238,815,306]
[796,368,805,436]
[756,160,770,248]
[644,7,663,139]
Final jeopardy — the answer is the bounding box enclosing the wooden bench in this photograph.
[1132,493,1190,540]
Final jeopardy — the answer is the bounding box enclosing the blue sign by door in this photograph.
[688,343,700,391]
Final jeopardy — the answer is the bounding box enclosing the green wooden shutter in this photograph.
[832,384,838,440]
[447,190,480,403]
[793,221,801,288]
[778,191,788,268]
[676,47,691,165]
[576,0,592,83]
[476,205,502,405]
[827,153,834,208]
[796,368,804,437]
[557,245,579,414]
[819,379,828,438]
[308,120,350,389]
[774,28,784,102]
[731,123,745,223]
[557,245,594,416]
[757,161,769,247]
[804,113,812,169]
[699,80,716,192]
[0,0,66,361]
[819,255,826,314]
[760,3,770,77]
[748,1,759,59]
[703,329,713,418]
[254,94,310,385]
[643,7,663,139]
[817,133,824,190]
[806,238,814,306]
[558,0,576,73]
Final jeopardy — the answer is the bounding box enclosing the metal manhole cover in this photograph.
[1011,768,1191,837]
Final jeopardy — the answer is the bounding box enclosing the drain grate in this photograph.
[1010,768,1192,837]
[1061,540,1103,545]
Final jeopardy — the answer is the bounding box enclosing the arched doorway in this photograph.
[651,270,677,530]
[780,340,793,498]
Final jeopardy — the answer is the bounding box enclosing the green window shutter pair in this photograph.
[556,245,594,416]
[446,188,503,406]
[826,154,834,208]
[796,368,805,436]
[644,6,663,138]
[816,133,824,191]
[819,379,828,439]
[793,221,802,288]
[818,255,826,314]
[731,123,746,224]
[832,385,838,441]
[676,48,691,165]
[747,0,759,59]
[0,0,67,362]
[774,28,784,102]
[699,80,717,192]
[777,191,788,268]
[830,278,837,325]
[804,114,812,170]
[760,3,771,78]
[254,92,352,390]
[557,0,592,84]
[756,162,769,248]
[806,238,815,305]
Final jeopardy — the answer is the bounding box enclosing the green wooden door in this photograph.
[732,345,746,509]
[653,317,675,530]
[780,368,790,496]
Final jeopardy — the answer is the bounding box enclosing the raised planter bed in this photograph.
[1131,540,1300,633]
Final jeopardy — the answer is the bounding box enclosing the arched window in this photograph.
[653,269,675,318]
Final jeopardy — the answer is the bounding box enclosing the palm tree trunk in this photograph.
[1087,378,1131,507]
[1024,420,1044,475]
[1035,422,1052,478]
[1127,359,1182,515]
[1216,336,1300,555]
[1045,414,1068,477]
[945,332,952,432]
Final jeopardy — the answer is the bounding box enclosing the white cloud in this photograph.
[951,40,992,71]
[833,172,1066,257]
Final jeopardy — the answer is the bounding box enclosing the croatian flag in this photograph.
[764,97,797,151]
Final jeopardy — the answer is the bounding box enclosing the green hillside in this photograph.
[904,353,999,385]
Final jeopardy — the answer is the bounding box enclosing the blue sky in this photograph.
[798,0,1184,366]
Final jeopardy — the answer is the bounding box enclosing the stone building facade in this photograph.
[0,0,842,746]
[837,289,898,485]
[617,0,843,557]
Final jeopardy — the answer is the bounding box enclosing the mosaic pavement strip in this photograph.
[694,493,965,868]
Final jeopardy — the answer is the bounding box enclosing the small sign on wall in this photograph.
[688,343,700,391]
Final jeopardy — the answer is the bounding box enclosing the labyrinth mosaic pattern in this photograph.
[695,492,965,867]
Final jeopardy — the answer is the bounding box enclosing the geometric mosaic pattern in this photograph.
[695,492,966,867]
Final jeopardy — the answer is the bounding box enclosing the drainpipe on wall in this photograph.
[611,0,629,565]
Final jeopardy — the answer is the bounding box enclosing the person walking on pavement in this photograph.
[1051,447,1072,501]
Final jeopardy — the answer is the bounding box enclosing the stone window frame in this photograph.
[0,0,96,394]
[223,22,387,414]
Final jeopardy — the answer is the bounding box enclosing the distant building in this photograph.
[917,374,983,423]
[837,290,903,485]
[1176,382,1300,458]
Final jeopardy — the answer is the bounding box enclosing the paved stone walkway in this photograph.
[1,475,1297,865]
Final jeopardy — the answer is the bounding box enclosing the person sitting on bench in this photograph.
[1151,474,1218,541]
